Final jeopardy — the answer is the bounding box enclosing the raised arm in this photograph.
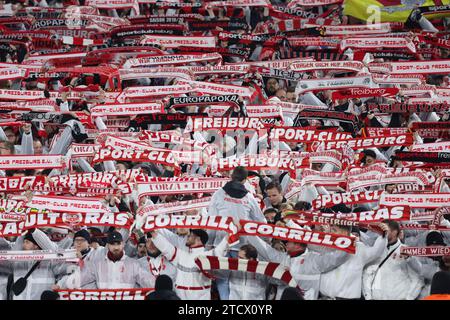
[31,228,58,251]
[150,230,179,265]
[246,235,287,264]
[359,227,388,265]
[307,249,350,274]
[20,124,33,155]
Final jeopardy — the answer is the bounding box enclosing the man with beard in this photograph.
[265,78,280,97]
[150,228,230,300]
[136,236,148,259]
[67,231,154,289]
[138,233,177,284]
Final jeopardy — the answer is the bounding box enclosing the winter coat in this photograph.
[247,235,350,300]
[207,181,265,250]
[362,239,424,300]
[0,229,68,300]
[152,230,228,300]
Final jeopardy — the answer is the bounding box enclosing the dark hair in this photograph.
[231,166,248,182]
[361,149,376,164]
[265,181,282,193]
[264,208,278,215]
[294,201,312,211]
[383,219,400,235]
[240,244,258,260]
[384,184,395,190]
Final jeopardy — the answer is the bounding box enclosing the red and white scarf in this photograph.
[318,134,414,150]
[270,127,352,142]
[56,288,154,300]
[387,59,450,74]
[238,220,356,253]
[332,88,399,101]
[289,61,364,73]
[115,85,191,103]
[136,177,228,199]
[0,249,77,261]
[92,147,180,172]
[90,102,165,118]
[295,75,373,95]
[195,255,299,288]
[49,169,142,189]
[21,212,132,230]
[347,172,430,192]
[400,246,450,257]
[137,197,211,217]
[143,215,239,246]
[380,193,450,208]
[119,67,194,81]
[0,155,67,170]
[340,37,416,53]
[140,35,216,48]
[26,195,110,214]
[312,190,383,209]
[122,53,222,68]
[185,117,266,133]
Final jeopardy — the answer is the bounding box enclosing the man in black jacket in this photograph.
[146,275,180,300]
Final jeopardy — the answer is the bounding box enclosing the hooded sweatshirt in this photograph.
[207,180,266,250]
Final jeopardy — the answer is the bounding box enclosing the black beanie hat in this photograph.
[138,236,146,245]
[430,271,450,295]
[74,229,91,243]
[24,232,39,248]
[106,231,123,244]
[426,231,446,247]
[190,229,209,245]
[155,275,173,291]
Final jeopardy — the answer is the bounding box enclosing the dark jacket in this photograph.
[146,290,181,300]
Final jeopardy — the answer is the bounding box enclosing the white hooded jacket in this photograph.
[151,230,229,300]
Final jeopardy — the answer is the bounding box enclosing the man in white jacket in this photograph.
[363,220,424,300]
[207,166,266,251]
[149,228,230,300]
[207,166,266,299]
[138,233,177,284]
[244,227,350,300]
[68,231,154,289]
[228,244,269,300]
[0,229,68,300]
[54,229,105,290]
[319,223,388,299]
